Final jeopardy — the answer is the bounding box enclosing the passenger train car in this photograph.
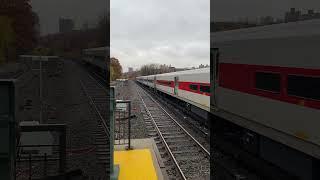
[82,47,108,69]
[136,68,210,121]
[82,47,108,78]
[211,19,320,179]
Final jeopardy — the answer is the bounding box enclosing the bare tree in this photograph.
[140,63,174,76]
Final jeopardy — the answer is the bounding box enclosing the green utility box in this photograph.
[110,86,119,180]
[0,80,15,180]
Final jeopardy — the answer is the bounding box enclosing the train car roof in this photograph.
[212,19,320,43]
[83,46,109,51]
[19,55,59,58]
[158,67,209,76]
[83,46,109,57]
[137,67,209,78]
[19,55,59,61]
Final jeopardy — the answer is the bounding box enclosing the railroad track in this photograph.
[89,70,107,85]
[136,84,210,180]
[79,72,110,175]
[141,85,210,143]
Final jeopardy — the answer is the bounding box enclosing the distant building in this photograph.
[300,9,320,21]
[285,8,301,22]
[260,16,274,25]
[82,22,89,30]
[169,66,176,72]
[128,67,133,73]
[285,8,320,23]
[33,12,40,40]
[275,18,284,24]
[59,18,74,33]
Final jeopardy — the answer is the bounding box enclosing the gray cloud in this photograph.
[111,0,210,72]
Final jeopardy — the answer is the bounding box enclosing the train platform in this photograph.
[114,138,167,180]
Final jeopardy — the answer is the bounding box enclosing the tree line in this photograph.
[109,57,209,81]
[0,0,39,64]
[139,64,174,76]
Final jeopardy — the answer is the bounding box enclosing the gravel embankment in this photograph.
[15,60,108,179]
[114,80,148,139]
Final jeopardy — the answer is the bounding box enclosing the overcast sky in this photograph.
[31,0,107,35]
[111,0,210,72]
[30,0,320,71]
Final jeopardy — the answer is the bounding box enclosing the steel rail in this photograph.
[90,71,107,85]
[138,84,210,156]
[137,90,187,180]
[80,79,109,137]
[86,72,108,93]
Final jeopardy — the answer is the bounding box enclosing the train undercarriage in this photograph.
[211,113,320,180]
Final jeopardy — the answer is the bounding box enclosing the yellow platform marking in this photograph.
[114,149,158,180]
[294,131,309,140]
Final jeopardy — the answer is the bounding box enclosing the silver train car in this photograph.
[137,68,210,121]
[211,19,320,179]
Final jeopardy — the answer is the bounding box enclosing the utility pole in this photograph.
[39,55,42,123]
[32,56,47,123]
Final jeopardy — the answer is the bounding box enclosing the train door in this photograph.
[174,76,179,95]
[153,76,157,92]
[211,47,219,108]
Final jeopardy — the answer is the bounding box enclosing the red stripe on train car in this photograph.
[179,81,210,96]
[156,80,174,87]
[219,63,320,110]
[156,80,211,96]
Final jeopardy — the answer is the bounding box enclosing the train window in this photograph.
[189,84,198,91]
[157,80,171,86]
[255,72,280,92]
[200,85,210,93]
[287,75,320,100]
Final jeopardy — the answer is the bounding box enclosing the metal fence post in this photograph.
[128,101,131,150]
[110,87,115,174]
[59,125,66,174]
[29,153,32,180]
[43,153,47,177]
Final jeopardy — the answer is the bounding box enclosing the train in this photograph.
[81,21,320,178]
[137,19,320,179]
[211,19,320,179]
[82,47,108,78]
[136,68,210,122]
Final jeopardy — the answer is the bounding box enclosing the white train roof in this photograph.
[19,55,59,60]
[83,47,109,57]
[137,67,209,79]
[212,19,320,43]
[83,47,109,52]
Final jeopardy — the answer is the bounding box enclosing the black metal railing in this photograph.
[15,124,66,180]
[114,100,135,150]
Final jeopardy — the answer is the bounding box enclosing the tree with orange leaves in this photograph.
[0,16,15,64]
[110,57,122,81]
[0,0,39,60]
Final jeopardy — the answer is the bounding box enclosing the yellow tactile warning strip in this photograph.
[114,149,158,180]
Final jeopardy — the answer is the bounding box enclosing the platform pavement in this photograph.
[114,138,168,180]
